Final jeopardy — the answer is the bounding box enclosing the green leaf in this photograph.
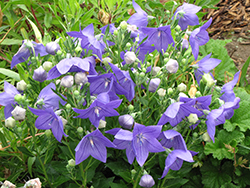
[17,146,35,157]
[0,38,22,45]
[0,68,20,80]
[240,56,250,86]
[26,16,43,43]
[28,156,36,177]
[44,12,52,28]
[201,160,233,188]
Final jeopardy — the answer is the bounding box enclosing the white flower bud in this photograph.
[68,159,76,167]
[16,80,27,91]
[202,132,211,142]
[43,61,53,71]
[148,78,161,92]
[46,41,60,55]
[202,73,216,87]
[119,114,134,129]
[11,106,26,121]
[157,88,166,97]
[124,51,137,65]
[187,113,199,124]
[139,174,155,188]
[152,66,161,76]
[60,116,67,127]
[5,117,16,128]
[102,57,112,66]
[166,59,179,73]
[177,92,188,101]
[2,180,16,188]
[177,83,187,92]
[24,178,41,188]
[60,75,74,88]
[98,119,106,129]
[74,72,88,85]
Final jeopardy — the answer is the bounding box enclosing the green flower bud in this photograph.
[68,159,76,167]
[195,91,202,97]
[126,42,132,49]
[74,90,80,96]
[17,127,22,132]
[187,113,199,124]
[14,94,23,102]
[193,132,198,138]
[120,21,128,30]
[75,46,82,53]
[77,127,83,133]
[202,132,211,142]
[66,104,72,110]
[128,104,134,111]
[45,129,52,137]
[113,29,118,36]
[139,72,145,78]
[167,88,174,95]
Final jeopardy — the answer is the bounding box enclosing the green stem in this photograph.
[37,155,52,187]
[133,168,143,188]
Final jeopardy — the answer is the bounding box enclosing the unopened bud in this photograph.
[14,94,23,102]
[24,178,41,188]
[202,73,216,87]
[195,91,202,97]
[45,129,52,137]
[157,88,166,97]
[77,127,83,133]
[124,51,137,65]
[152,66,161,76]
[43,61,53,71]
[202,132,211,142]
[33,66,47,82]
[98,119,107,129]
[68,159,76,167]
[148,78,160,92]
[187,113,199,124]
[166,59,179,73]
[60,116,67,127]
[16,80,27,91]
[5,117,16,128]
[177,83,187,92]
[128,104,134,111]
[46,41,60,55]
[167,88,174,95]
[61,75,74,88]
[75,72,88,85]
[120,21,128,30]
[11,106,26,121]
[119,114,134,129]
[139,174,155,188]
[66,104,72,110]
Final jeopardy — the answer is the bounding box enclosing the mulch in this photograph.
[203,0,250,41]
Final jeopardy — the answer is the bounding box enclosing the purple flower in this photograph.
[206,107,225,142]
[158,101,202,126]
[139,174,155,188]
[115,123,164,166]
[33,66,47,82]
[100,23,117,34]
[75,129,116,164]
[220,71,240,102]
[193,53,221,84]
[127,0,148,28]
[29,107,68,142]
[45,41,60,55]
[173,3,201,30]
[67,24,105,59]
[161,149,194,178]
[179,95,212,116]
[11,40,48,69]
[36,83,66,110]
[47,57,93,80]
[158,130,187,150]
[73,93,122,128]
[141,25,174,54]
[0,81,20,119]
[109,63,135,101]
[190,18,212,60]
[221,97,240,120]
[88,73,127,96]
[148,78,160,92]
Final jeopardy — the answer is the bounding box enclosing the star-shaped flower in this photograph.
[189,18,212,60]
[75,129,116,164]
[28,107,68,142]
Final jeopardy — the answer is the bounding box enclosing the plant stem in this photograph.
[37,155,52,187]
[133,168,143,188]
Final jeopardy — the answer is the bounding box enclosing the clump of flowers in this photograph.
[0,1,242,187]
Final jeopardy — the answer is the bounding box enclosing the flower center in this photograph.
[137,133,146,146]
